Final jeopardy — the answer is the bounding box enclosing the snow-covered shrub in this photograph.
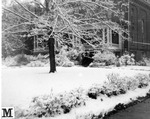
[25,54,49,62]
[123,76,139,90]
[89,62,106,67]
[134,73,150,88]
[104,73,128,96]
[26,61,45,67]
[143,58,150,66]
[87,73,150,99]
[119,53,135,66]
[3,54,50,67]
[3,54,30,66]
[62,61,74,67]
[136,58,150,66]
[28,88,86,118]
[121,73,150,90]
[100,73,129,97]
[56,47,75,67]
[2,56,18,66]
[87,74,127,98]
[24,54,49,67]
[15,107,28,118]
[60,88,86,113]
[136,60,147,66]
[25,55,38,61]
[35,54,49,64]
[67,49,84,65]
[67,49,79,61]
[55,54,63,66]
[91,50,116,67]
[36,53,47,60]
[88,84,104,99]
[14,54,30,65]
[56,54,74,67]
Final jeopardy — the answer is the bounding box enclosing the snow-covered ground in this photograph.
[1,66,150,109]
[51,86,150,119]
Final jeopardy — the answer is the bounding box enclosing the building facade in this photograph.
[128,0,150,60]
[104,0,150,59]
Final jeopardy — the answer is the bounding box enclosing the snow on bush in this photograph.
[26,61,46,67]
[25,54,49,67]
[55,47,77,67]
[119,53,135,66]
[136,58,150,66]
[2,56,18,66]
[28,88,86,118]
[15,73,150,118]
[89,50,116,67]
[56,54,74,67]
[143,58,150,66]
[67,49,80,61]
[3,54,30,66]
[88,73,150,99]
[3,54,50,67]
[135,73,150,88]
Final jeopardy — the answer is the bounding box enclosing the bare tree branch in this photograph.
[2,7,30,21]
[49,14,59,37]
[3,30,30,34]
[14,0,39,18]
[57,26,68,32]
[58,8,95,48]
[2,22,34,32]
[60,0,119,15]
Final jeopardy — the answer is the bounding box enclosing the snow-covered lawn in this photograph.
[1,66,150,110]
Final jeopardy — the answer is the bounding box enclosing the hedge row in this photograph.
[88,73,150,99]
[15,73,150,118]
[2,53,75,67]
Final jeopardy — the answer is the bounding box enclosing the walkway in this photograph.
[108,98,150,119]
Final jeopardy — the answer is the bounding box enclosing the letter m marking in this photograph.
[1,107,14,118]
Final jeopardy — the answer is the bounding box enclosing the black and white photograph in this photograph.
[1,0,150,119]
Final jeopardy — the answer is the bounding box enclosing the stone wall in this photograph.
[129,0,150,60]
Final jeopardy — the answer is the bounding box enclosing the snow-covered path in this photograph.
[1,66,150,108]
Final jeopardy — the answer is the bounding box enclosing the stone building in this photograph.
[129,0,150,60]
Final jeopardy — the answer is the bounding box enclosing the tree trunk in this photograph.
[48,36,56,73]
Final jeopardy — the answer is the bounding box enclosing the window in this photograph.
[124,40,128,51]
[112,31,119,44]
[141,19,144,34]
[104,28,108,43]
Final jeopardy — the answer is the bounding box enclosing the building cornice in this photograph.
[130,0,150,10]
